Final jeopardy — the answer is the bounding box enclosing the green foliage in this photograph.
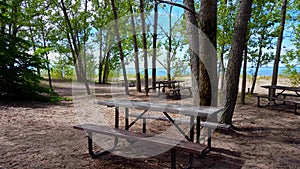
[0,33,57,101]
[217,0,237,58]
[51,55,74,80]
[247,0,279,67]
[0,0,59,102]
[281,0,300,86]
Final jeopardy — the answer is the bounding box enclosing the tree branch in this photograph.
[157,0,197,15]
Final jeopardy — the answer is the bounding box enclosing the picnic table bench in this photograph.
[169,87,192,99]
[74,124,207,166]
[73,100,227,169]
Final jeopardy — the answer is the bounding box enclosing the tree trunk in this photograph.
[140,0,149,92]
[102,33,111,84]
[103,50,110,84]
[241,46,248,104]
[220,45,226,90]
[29,26,40,75]
[250,40,263,94]
[83,0,88,78]
[111,0,129,95]
[199,0,217,106]
[167,6,172,81]
[184,0,200,105]
[66,32,81,81]
[271,0,287,96]
[98,29,103,84]
[220,0,253,125]
[41,19,53,90]
[129,2,142,92]
[152,0,158,90]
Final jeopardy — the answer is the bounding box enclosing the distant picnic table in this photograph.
[146,80,192,99]
[257,85,300,114]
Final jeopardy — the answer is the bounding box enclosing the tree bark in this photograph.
[250,37,263,95]
[152,0,158,90]
[140,0,149,92]
[82,0,88,78]
[111,0,129,95]
[221,0,253,125]
[241,46,248,104]
[183,0,200,105]
[220,45,226,90]
[199,0,217,106]
[271,0,287,96]
[103,49,110,84]
[166,6,173,81]
[98,29,103,84]
[129,1,142,92]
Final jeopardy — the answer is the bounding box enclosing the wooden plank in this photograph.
[129,113,230,130]
[97,100,224,118]
[278,93,299,98]
[74,124,206,154]
[261,85,300,92]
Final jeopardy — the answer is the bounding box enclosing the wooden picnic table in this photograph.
[257,85,300,114]
[74,99,226,168]
[146,80,191,99]
[261,85,300,97]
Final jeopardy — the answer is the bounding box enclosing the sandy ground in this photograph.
[0,78,300,169]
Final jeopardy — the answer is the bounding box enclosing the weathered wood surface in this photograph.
[97,100,224,118]
[261,85,300,93]
[74,124,207,154]
[129,113,230,130]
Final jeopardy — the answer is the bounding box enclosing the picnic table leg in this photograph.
[294,103,299,115]
[257,96,261,107]
[87,132,119,158]
[163,112,191,141]
[171,149,176,169]
[196,116,201,143]
[188,116,195,168]
[125,108,129,130]
[115,107,119,129]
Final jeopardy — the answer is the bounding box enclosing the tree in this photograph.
[221,0,254,125]
[271,0,288,95]
[183,0,218,106]
[248,0,278,95]
[241,45,248,104]
[0,0,55,101]
[217,0,236,90]
[111,0,129,95]
[59,0,91,94]
[158,4,184,81]
[140,0,149,91]
[183,0,200,105]
[199,0,218,106]
[152,0,158,91]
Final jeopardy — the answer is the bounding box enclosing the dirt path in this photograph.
[1,81,300,169]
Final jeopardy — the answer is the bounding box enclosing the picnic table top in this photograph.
[155,80,185,84]
[261,85,300,92]
[97,100,224,117]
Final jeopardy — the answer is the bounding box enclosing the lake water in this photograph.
[125,67,300,77]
